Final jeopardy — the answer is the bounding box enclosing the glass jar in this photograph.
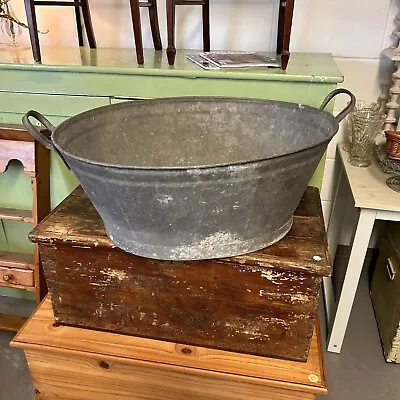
[344,101,383,153]
[0,0,23,47]
[348,108,385,167]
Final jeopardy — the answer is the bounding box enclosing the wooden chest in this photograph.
[11,298,328,400]
[371,222,400,363]
[29,186,331,361]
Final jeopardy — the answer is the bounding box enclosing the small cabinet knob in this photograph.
[3,274,12,282]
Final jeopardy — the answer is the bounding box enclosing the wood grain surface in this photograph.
[24,349,316,400]
[12,298,327,395]
[339,146,400,212]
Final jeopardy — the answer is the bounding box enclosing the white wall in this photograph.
[3,0,398,247]
[3,0,395,56]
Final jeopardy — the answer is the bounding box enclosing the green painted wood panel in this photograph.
[0,92,109,116]
[0,48,343,85]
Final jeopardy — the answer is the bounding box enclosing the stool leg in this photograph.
[202,0,210,52]
[277,0,285,55]
[74,6,84,46]
[277,0,294,70]
[81,0,96,48]
[24,0,41,62]
[148,0,162,50]
[129,0,144,65]
[166,0,176,65]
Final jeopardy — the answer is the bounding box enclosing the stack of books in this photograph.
[186,51,281,70]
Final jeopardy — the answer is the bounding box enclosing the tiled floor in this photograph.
[0,298,35,400]
[1,260,400,400]
[317,261,400,400]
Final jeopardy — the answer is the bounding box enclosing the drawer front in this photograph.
[0,92,110,121]
[25,349,314,400]
[0,266,34,287]
[371,235,400,362]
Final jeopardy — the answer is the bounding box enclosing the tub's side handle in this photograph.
[22,110,56,151]
[319,89,356,123]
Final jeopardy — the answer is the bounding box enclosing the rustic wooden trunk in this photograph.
[371,222,400,363]
[11,298,328,400]
[29,186,331,362]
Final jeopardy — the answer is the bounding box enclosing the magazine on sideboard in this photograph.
[186,51,281,69]
[186,54,219,70]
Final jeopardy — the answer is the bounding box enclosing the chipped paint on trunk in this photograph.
[100,268,128,281]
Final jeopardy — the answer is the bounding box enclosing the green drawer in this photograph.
[0,92,110,120]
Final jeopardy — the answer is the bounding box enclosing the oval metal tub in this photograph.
[23,89,355,260]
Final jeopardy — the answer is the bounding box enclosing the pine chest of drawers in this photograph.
[11,297,328,400]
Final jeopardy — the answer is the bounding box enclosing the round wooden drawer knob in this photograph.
[3,274,12,282]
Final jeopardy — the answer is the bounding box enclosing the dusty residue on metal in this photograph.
[157,194,174,204]
[186,168,203,176]
[226,164,249,175]
[171,231,245,259]
[100,268,127,281]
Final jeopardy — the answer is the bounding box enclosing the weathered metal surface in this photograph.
[24,91,355,260]
[30,186,331,361]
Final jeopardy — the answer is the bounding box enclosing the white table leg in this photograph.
[323,166,347,324]
[327,207,377,353]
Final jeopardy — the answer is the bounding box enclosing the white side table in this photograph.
[324,146,400,353]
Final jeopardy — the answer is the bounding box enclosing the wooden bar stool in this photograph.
[166,0,210,66]
[24,0,97,63]
[130,0,162,65]
[166,0,294,70]
[277,0,295,70]
[24,0,162,65]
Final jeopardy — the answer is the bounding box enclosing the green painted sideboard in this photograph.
[0,46,343,299]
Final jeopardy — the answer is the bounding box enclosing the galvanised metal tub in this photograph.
[23,89,355,260]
